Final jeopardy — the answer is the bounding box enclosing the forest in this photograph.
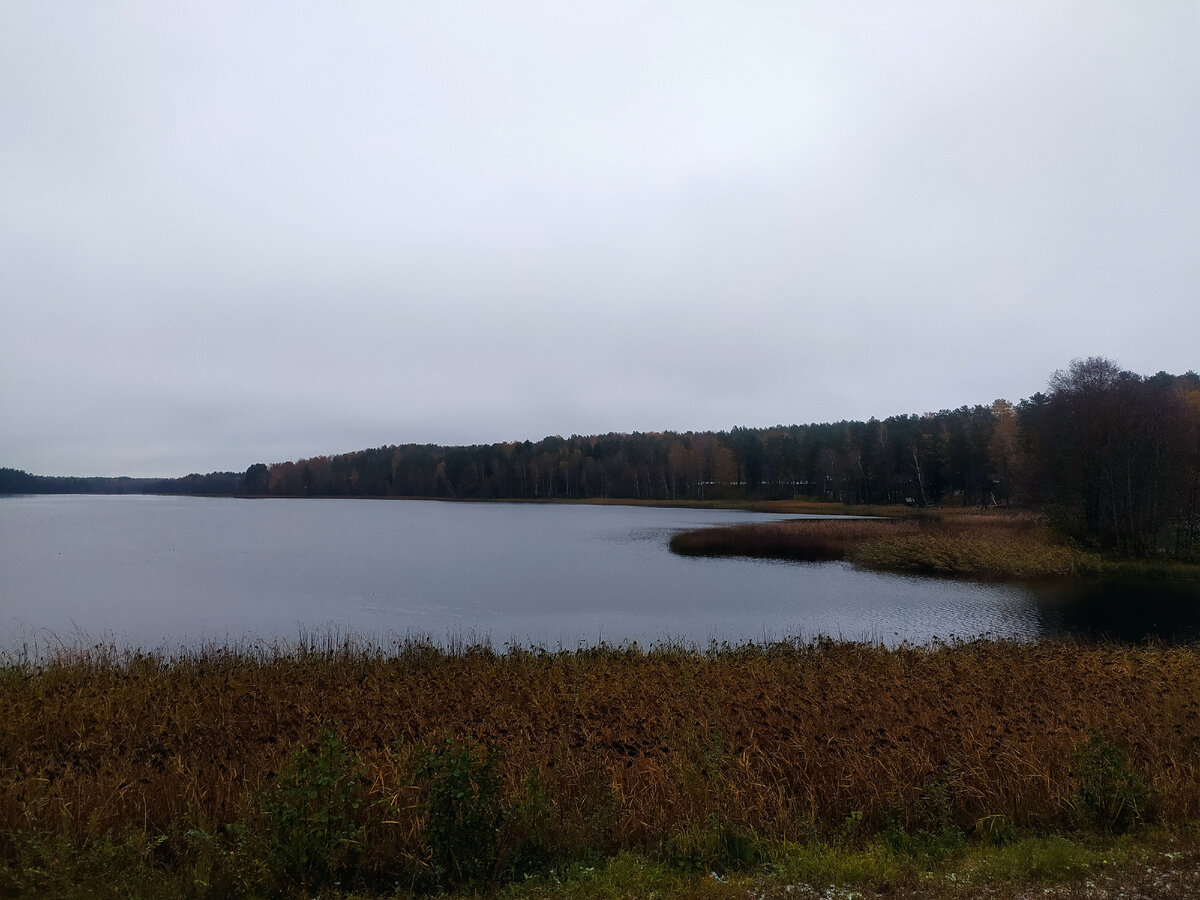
[4,358,1198,558]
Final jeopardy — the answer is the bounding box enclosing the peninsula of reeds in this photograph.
[667,510,1102,579]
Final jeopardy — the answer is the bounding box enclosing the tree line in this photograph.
[4,359,1197,557]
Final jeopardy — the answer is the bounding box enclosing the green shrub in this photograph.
[414,737,504,887]
[1071,730,1153,833]
[258,730,365,890]
[881,774,965,861]
[503,769,558,879]
[181,821,262,897]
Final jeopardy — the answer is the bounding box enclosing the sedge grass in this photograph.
[4,635,1200,897]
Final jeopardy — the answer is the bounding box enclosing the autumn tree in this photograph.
[243,463,269,495]
[1020,357,1196,555]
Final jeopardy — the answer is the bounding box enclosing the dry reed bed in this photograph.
[669,518,913,560]
[669,511,1092,578]
[3,639,1200,863]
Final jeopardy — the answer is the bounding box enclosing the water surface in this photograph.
[2,495,1197,650]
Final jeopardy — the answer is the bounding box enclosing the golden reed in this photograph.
[3,637,1199,861]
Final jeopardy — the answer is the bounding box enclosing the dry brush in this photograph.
[3,637,1200,873]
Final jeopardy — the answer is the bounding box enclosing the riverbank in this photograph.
[3,637,1199,897]
[669,508,1200,581]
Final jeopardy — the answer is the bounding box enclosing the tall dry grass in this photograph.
[3,637,1200,875]
[669,518,912,560]
[670,510,1105,579]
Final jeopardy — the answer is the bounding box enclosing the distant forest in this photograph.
[4,358,1198,556]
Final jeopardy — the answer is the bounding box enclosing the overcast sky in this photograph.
[3,2,1198,477]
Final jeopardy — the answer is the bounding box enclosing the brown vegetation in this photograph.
[669,510,1105,579]
[669,517,913,561]
[4,637,1199,876]
[851,510,1095,579]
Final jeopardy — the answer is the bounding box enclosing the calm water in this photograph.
[2,495,1198,651]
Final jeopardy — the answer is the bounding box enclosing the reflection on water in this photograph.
[2,495,1199,650]
[1032,577,1200,643]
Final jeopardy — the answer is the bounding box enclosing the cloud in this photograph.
[3,1,1199,475]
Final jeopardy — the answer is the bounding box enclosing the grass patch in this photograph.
[4,826,1191,899]
[849,532,1094,579]
[957,833,1123,883]
[762,839,918,887]
[504,830,1190,899]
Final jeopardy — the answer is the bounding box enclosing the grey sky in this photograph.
[3,2,1198,477]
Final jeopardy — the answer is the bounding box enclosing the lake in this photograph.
[2,495,1198,651]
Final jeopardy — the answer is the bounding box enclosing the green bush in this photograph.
[1071,730,1152,833]
[881,773,965,861]
[503,769,558,879]
[414,737,504,887]
[258,730,365,890]
[180,821,262,898]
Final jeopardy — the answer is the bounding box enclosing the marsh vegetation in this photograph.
[3,636,1199,896]
[670,507,1200,584]
[669,510,1100,580]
